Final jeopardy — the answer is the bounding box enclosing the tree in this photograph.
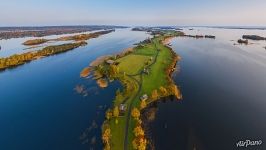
[138,138,147,150]
[134,126,145,137]
[102,128,111,150]
[105,109,113,120]
[131,108,140,120]
[115,89,123,100]
[132,137,147,150]
[159,86,168,96]
[168,84,182,99]
[140,100,147,109]
[109,64,120,77]
[132,138,138,149]
[113,106,119,118]
[151,89,158,100]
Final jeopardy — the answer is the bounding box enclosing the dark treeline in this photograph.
[0,41,87,70]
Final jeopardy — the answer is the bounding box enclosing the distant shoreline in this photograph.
[0,25,126,40]
[180,26,266,30]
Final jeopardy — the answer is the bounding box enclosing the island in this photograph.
[237,39,249,44]
[242,35,266,40]
[183,34,216,39]
[0,41,87,70]
[22,30,115,45]
[0,30,114,70]
[23,39,49,45]
[0,25,125,40]
[81,29,183,150]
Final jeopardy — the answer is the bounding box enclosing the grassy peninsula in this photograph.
[83,30,183,150]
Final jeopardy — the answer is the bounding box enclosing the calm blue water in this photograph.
[0,29,150,150]
[149,28,266,150]
[0,31,100,57]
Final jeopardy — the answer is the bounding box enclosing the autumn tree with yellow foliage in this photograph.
[159,86,168,96]
[131,107,140,120]
[151,89,159,100]
[167,83,182,99]
[102,128,111,150]
[134,126,145,137]
[132,125,147,150]
[140,100,147,109]
[113,106,119,118]
[105,109,112,120]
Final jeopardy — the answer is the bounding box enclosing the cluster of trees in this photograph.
[131,108,140,119]
[113,106,119,124]
[102,126,111,150]
[122,78,138,97]
[131,107,147,150]
[93,63,120,80]
[0,41,87,70]
[108,64,120,78]
[102,105,120,150]
[105,106,120,123]
[140,100,147,110]
[115,89,123,102]
[105,109,113,120]
[150,83,182,102]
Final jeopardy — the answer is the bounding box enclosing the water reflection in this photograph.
[0,28,150,150]
[148,28,266,150]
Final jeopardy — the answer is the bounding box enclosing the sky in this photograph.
[1,0,266,26]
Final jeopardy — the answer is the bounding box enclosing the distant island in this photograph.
[23,39,49,45]
[236,35,266,45]
[0,25,125,40]
[22,30,115,45]
[242,35,266,40]
[81,28,182,150]
[0,30,114,70]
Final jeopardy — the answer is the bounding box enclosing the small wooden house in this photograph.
[106,60,115,65]
[119,104,127,115]
[140,94,148,101]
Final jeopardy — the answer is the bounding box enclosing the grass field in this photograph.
[133,44,157,56]
[110,117,126,150]
[117,54,151,75]
[142,38,172,95]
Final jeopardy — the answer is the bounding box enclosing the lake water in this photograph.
[0,30,103,57]
[1,27,266,150]
[148,28,266,150]
[0,29,150,150]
